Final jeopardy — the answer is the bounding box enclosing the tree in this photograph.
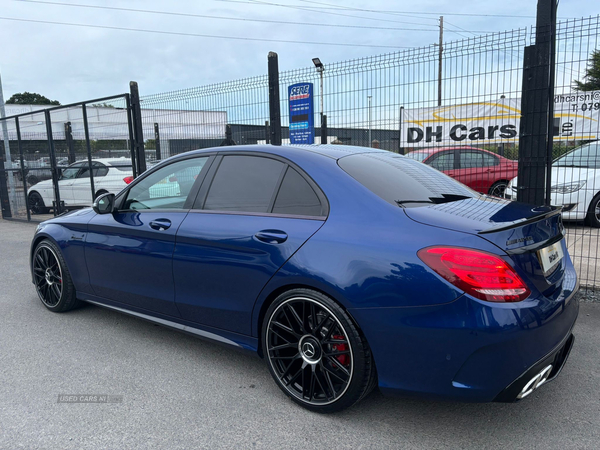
[574,49,600,91]
[5,92,60,105]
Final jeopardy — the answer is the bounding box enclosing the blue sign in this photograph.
[288,83,315,144]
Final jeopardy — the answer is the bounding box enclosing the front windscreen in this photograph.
[338,152,477,206]
[554,142,600,168]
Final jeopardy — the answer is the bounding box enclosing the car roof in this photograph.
[182,144,387,161]
[67,158,131,166]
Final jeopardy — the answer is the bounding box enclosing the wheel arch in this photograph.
[254,282,364,359]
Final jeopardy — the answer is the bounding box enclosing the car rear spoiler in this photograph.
[478,206,563,235]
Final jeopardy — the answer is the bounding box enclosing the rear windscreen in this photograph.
[338,152,476,206]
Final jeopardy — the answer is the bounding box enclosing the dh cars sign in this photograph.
[401,91,600,147]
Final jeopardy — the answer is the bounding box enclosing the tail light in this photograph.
[417,246,530,302]
[123,176,134,184]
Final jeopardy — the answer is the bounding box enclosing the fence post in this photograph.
[517,0,556,205]
[398,106,405,155]
[81,105,96,201]
[65,122,75,164]
[321,114,327,144]
[44,110,63,215]
[265,120,270,144]
[0,139,11,218]
[129,81,146,174]
[154,123,161,161]
[16,117,30,221]
[268,52,282,146]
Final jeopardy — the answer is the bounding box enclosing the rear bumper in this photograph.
[350,266,580,402]
[494,332,575,402]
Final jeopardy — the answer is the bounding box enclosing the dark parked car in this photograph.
[31,145,578,412]
[407,146,518,197]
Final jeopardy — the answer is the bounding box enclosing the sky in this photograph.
[0,0,598,104]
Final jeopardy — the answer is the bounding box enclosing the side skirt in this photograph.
[78,294,259,354]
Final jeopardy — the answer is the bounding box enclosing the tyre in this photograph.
[32,240,79,312]
[586,193,600,228]
[488,181,508,198]
[262,288,376,413]
[95,189,108,200]
[28,192,50,215]
[26,175,39,186]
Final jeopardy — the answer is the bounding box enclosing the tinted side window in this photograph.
[94,163,109,177]
[204,156,284,213]
[272,168,323,216]
[460,151,484,169]
[124,157,208,210]
[428,152,455,171]
[481,152,499,167]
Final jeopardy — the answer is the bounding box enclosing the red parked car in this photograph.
[406,146,518,197]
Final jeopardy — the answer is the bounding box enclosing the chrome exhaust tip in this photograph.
[517,364,553,399]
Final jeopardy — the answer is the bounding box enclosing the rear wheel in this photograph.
[28,192,49,214]
[489,181,508,198]
[32,240,79,312]
[263,289,376,413]
[26,175,39,186]
[586,193,600,228]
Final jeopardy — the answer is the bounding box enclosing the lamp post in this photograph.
[312,58,324,143]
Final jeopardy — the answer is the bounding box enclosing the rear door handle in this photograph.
[149,218,172,231]
[255,230,288,244]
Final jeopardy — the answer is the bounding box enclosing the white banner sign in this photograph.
[401,91,600,147]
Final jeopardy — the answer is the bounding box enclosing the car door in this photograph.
[55,162,83,206]
[454,150,486,191]
[70,162,104,206]
[85,155,212,316]
[479,151,502,193]
[173,153,327,335]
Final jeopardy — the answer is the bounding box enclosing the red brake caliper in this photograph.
[331,335,349,366]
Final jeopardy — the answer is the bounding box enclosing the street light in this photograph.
[312,58,325,141]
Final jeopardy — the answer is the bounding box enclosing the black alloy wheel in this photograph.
[489,181,508,198]
[263,289,376,413]
[28,192,49,215]
[587,193,600,228]
[32,240,79,312]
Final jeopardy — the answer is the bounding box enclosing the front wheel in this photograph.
[263,289,376,413]
[28,192,49,214]
[586,193,600,228]
[32,240,79,312]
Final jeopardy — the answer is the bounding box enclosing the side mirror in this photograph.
[92,192,115,214]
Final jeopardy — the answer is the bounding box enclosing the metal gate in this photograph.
[0,86,145,222]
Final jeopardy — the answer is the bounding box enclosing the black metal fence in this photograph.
[1,13,599,289]
[0,94,140,220]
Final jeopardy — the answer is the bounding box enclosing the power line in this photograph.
[8,0,447,33]
[215,0,439,27]
[0,16,414,49]
[221,0,544,19]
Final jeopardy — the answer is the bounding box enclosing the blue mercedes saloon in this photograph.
[30,145,579,413]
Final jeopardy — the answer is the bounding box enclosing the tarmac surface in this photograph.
[0,219,599,449]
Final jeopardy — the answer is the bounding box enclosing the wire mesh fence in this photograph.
[0,96,136,221]
[1,14,599,290]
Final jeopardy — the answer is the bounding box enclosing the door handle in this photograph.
[149,218,172,231]
[255,230,288,244]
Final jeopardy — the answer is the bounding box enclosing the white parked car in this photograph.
[505,141,600,227]
[27,158,134,214]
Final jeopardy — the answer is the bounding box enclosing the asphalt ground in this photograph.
[0,219,599,450]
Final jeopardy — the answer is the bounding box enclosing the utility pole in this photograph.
[438,16,444,107]
[0,71,17,214]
